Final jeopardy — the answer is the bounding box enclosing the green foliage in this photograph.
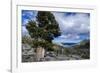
[36,11,58,27]
[26,11,61,50]
[32,40,54,51]
[22,35,32,45]
[26,21,38,39]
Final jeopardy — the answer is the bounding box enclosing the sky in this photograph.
[22,10,90,44]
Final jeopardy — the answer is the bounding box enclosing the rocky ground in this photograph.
[22,43,89,62]
[22,48,84,62]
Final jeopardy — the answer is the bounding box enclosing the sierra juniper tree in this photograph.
[26,11,61,61]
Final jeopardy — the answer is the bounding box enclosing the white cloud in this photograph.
[22,26,28,35]
[59,34,80,40]
[53,12,90,34]
[52,12,90,43]
[52,34,81,44]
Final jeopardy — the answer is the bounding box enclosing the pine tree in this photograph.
[26,11,61,51]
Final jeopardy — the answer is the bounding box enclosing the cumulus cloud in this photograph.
[59,34,80,40]
[52,12,90,43]
[53,12,90,34]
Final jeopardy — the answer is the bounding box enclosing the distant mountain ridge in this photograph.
[74,39,90,49]
[62,43,77,45]
[61,39,90,48]
[61,42,77,47]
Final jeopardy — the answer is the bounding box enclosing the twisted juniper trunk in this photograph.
[36,46,45,61]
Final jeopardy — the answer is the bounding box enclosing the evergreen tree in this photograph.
[26,11,61,51]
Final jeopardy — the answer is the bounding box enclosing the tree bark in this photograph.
[36,46,45,61]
